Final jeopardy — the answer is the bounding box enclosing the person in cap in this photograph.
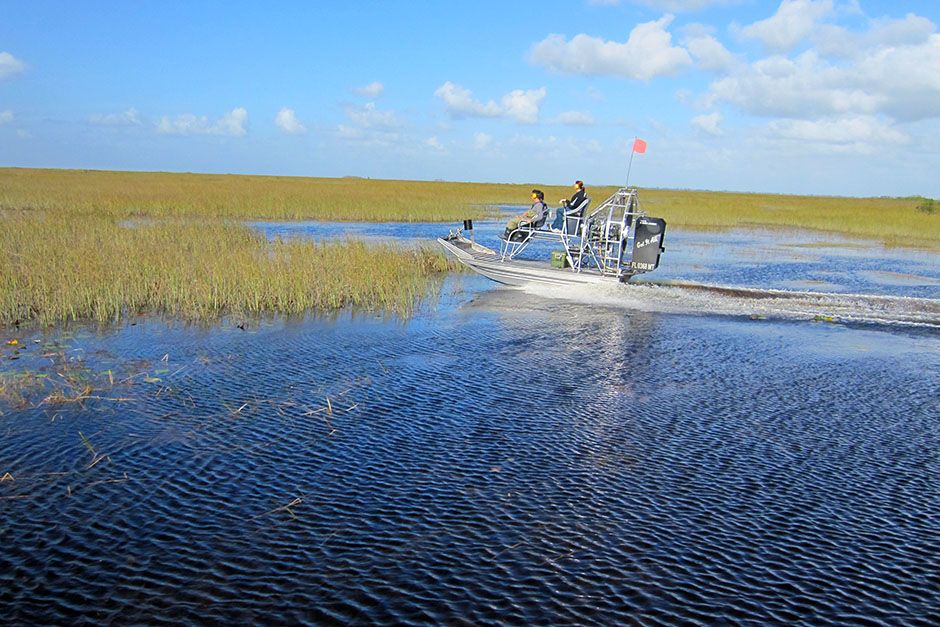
[504,189,548,239]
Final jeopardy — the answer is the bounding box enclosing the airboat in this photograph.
[438,187,666,288]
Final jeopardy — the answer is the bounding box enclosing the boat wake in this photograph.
[521,279,940,329]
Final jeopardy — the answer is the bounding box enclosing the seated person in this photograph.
[551,180,587,231]
[503,189,547,238]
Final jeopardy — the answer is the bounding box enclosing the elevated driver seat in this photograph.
[563,196,591,235]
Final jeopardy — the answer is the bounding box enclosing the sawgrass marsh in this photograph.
[0,167,936,326]
[2,168,936,245]
[0,213,452,326]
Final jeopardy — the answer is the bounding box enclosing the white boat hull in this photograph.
[438,236,619,288]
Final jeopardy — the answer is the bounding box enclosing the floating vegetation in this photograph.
[0,348,139,409]
[78,431,109,469]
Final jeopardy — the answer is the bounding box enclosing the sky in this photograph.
[2,0,940,197]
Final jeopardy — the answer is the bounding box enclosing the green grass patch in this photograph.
[0,212,455,326]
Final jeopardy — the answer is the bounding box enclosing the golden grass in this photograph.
[0,166,936,326]
[0,167,548,222]
[637,188,940,249]
[1,168,936,247]
[0,211,453,326]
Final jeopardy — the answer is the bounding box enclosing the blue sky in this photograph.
[2,0,940,197]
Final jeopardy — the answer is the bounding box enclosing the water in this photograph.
[1,223,939,625]
[253,214,940,298]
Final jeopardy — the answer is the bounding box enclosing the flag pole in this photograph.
[625,137,637,188]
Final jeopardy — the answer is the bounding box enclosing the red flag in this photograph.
[633,138,647,154]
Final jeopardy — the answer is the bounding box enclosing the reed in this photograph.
[0,212,453,326]
[1,168,936,246]
[0,167,936,327]
[0,167,536,222]
[636,189,940,248]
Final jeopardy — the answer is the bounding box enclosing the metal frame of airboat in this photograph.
[438,187,666,288]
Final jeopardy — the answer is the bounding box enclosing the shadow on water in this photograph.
[1,223,939,623]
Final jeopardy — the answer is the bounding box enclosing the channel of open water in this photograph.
[1,218,938,625]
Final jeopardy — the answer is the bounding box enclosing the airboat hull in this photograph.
[438,187,665,288]
[437,236,622,288]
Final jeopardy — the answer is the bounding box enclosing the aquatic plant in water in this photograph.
[0,213,456,326]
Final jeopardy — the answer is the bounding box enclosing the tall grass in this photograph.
[0,167,936,326]
[0,168,542,222]
[1,168,936,246]
[0,212,452,326]
[637,189,940,248]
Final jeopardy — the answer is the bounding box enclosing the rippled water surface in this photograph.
[2,224,939,625]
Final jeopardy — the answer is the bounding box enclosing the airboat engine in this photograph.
[628,217,666,275]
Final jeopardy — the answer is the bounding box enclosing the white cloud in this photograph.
[157,107,248,137]
[434,82,501,118]
[473,132,493,150]
[0,110,13,124]
[336,125,364,141]
[345,102,401,129]
[336,101,403,146]
[685,33,735,71]
[424,136,445,151]
[555,110,596,126]
[739,0,834,52]
[275,107,307,134]
[501,88,547,124]
[854,35,940,121]
[216,108,249,137]
[815,14,936,59]
[529,15,692,80]
[90,108,141,126]
[707,35,940,123]
[691,111,723,135]
[0,51,26,80]
[354,81,385,98]
[434,82,546,124]
[766,115,909,152]
[707,51,857,118]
